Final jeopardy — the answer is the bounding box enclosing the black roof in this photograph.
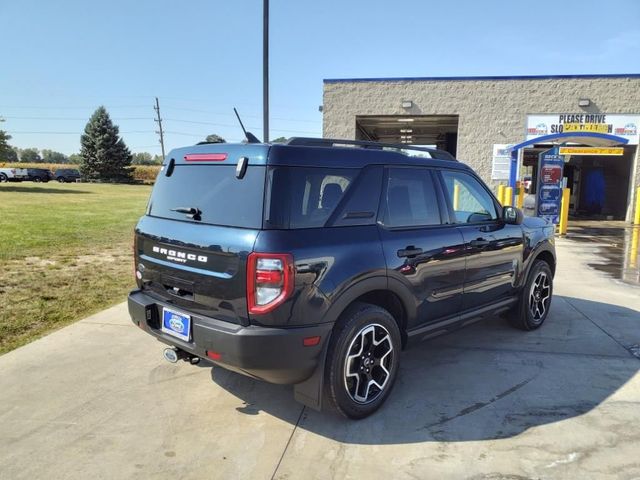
[285,137,455,160]
[267,138,468,170]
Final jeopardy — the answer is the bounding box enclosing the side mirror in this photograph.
[502,206,523,225]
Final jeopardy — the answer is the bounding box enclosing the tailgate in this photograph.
[136,216,258,325]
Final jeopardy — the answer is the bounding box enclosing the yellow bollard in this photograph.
[630,227,638,268]
[635,186,640,226]
[504,187,513,207]
[497,184,505,205]
[516,181,525,209]
[559,187,570,235]
[453,183,460,211]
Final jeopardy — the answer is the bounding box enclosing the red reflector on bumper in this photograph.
[303,336,321,347]
[184,153,227,162]
[206,351,222,360]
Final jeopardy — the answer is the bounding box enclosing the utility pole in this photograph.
[263,0,269,143]
[154,97,166,159]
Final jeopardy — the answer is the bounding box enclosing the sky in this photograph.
[1,0,640,155]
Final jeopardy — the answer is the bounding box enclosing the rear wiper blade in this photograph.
[171,207,201,220]
[171,207,199,214]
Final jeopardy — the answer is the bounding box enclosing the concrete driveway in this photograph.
[1,237,639,480]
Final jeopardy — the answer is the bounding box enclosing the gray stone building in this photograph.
[322,74,640,221]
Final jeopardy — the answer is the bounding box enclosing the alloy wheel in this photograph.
[529,271,551,322]
[343,323,394,404]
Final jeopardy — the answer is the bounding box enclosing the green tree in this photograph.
[131,152,153,165]
[2,146,19,163]
[204,134,226,143]
[80,106,132,181]
[68,153,82,164]
[0,128,15,161]
[271,136,288,143]
[20,148,42,163]
[41,149,69,164]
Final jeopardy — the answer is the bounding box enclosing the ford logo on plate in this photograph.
[169,315,184,333]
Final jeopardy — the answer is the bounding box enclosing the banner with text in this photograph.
[526,113,639,145]
[536,146,564,225]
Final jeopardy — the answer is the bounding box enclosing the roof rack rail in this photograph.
[285,137,456,161]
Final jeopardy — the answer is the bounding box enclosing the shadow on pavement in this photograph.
[209,296,639,444]
[0,186,91,194]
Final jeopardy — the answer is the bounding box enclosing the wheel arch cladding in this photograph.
[346,290,408,348]
[534,249,556,276]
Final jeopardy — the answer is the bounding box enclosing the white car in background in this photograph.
[0,167,29,182]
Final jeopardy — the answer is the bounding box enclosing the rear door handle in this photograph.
[469,239,490,248]
[397,246,423,258]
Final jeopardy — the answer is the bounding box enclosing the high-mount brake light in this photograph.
[247,253,294,314]
[184,153,228,162]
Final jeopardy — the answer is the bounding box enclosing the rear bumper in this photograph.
[128,289,333,385]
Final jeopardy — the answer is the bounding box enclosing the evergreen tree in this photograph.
[0,128,15,161]
[80,106,132,181]
[204,134,226,143]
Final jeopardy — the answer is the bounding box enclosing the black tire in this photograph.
[508,260,553,331]
[0,173,7,183]
[325,302,401,419]
[34,177,42,183]
[57,177,66,183]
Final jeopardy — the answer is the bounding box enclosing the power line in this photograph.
[1,115,151,121]
[0,104,150,110]
[1,111,320,125]
[7,130,154,135]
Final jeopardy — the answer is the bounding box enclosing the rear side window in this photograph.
[381,167,441,228]
[265,167,357,229]
[148,164,266,228]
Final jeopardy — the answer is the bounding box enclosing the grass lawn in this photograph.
[0,182,151,353]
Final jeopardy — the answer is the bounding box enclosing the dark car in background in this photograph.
[26,168,54,183]
[54,168,81,183]
[128,138,556,419]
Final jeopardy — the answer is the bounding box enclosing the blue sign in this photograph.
[536,146,564,225]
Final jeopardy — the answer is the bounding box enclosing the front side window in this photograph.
[441,170,498,223]
[381,167,441,228]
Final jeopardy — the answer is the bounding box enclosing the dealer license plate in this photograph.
[161,307,191,342]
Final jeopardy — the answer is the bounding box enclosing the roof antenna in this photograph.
[234,107,261,143]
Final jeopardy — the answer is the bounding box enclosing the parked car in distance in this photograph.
[26,168,54,183]
[0,167,29,182]
[128,137,556,419]
[54,168,81,183]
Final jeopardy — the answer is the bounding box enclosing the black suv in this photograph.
[128,138,556,418]
[26,168,54,182]
[54,168,81,183]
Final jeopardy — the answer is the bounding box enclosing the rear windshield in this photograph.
[148,164,266,228]
[265,166,358,229]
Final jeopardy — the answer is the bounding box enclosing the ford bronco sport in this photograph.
[128,137,556,419]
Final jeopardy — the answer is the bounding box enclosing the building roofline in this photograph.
[323,73,640,84]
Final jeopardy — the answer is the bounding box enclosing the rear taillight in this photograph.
[247,253,294,314]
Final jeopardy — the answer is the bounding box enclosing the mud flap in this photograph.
[293,331,332,411]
